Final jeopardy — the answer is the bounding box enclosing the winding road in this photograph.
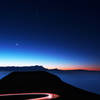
[0,92,59,100]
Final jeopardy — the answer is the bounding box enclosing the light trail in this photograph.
[0,92,59,100]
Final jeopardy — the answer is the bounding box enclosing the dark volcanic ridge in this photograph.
[0,66,100,99]
[0,71,99,99]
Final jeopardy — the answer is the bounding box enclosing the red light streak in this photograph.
[0,92,59,100]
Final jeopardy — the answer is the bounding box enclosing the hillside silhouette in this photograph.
[0,65,47,72]
[0,71,99,100]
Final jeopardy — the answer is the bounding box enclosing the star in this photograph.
[16,43,19,46]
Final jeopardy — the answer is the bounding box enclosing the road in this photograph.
[0,92,59,100]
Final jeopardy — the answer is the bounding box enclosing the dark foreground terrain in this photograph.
[0,71,99,100]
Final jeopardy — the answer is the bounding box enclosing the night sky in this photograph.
[0,0,100,70]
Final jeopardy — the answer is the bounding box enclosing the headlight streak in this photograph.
[0,92,59,100]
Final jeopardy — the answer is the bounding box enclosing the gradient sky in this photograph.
[0,0,100,70]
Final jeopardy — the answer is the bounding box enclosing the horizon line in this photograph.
[0,65,100,71]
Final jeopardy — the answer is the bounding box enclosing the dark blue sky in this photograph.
[0,0,100,70]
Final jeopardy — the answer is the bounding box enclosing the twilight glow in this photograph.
[0,50,100,71]
[0,42,100,71]
[0,0,99,71]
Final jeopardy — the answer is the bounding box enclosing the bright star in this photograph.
[16,43,19,46]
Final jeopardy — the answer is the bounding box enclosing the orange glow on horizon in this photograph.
[58,67,100,71]
[45,65,100,71]
[0,64,100,71]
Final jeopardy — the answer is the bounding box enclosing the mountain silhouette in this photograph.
[0,65,47,72]
[0,71,99,100]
